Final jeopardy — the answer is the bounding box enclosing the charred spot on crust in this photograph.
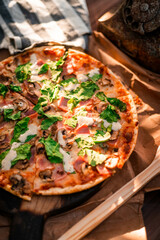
[124,132,133,143]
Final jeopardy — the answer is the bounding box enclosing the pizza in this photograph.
[0,43,138,200]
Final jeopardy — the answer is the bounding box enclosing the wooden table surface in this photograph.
[0,1,159,239]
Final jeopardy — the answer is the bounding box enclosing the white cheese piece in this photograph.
[30,53,37,64]
[65,83,79,91]
[0,104,15,113]
[1,142,21,170]
[18,124,38,143]
[77,73,88,83]
[57,130,66,147]
[59,148,74,173]
[88,68,99,77]
[112,122,122,131]
[103,120,110,128]
[77,116,94,126]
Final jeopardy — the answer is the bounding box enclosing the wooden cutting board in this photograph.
[0,183,102,240]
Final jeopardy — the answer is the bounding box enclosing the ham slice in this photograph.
[58,97,69,112]
[96,164,112,176]
[76,124,90,134]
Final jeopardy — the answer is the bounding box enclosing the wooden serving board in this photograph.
[0,183,102,240]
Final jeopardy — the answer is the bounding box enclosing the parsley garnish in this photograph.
[38,63,49,75]
[39,136,63,163]
[11,117,30,143]
[88,73,102,82]
[96,92,107,102]
[15,62,32,82]
[9,85,22,92]
[107,98,127,112]
[11,143,32,167]
[75,136,94,148]
[4,109,21,121]
[0,149,10,168]
[100,105,120,123]
[0,83,8,98]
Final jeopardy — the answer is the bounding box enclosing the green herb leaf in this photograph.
[24,134,37,143]
[39,136,63,163]
[84,149,107,166]
[41,79,60,102]
[100,105,120,123]
[41,115,62,130]
[0,83,8,98]
[67,98,79,112]
[107,97,127,112]
[11,143,31,167]
[60,77,78,87]
[9,85,22,92]
[38,63,49,74]
[11,117,30,143]
[89,73,102,82]
[4,109,21,121]
[15,62,32,83]
[96,91,107,102]
[95,130,106,136]
[64,116,77,128]
[69,80,99,101]
[0,149,10,168]
[75,136,94,148]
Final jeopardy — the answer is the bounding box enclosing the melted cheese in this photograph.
[19,124,38,142]
[112,122,122,131]
[77,116,94,126]
[88,68,100,77]
[65,83,79,91]
[59,148,74,173]
[57,130,66,147]
[0,104,15,113]
[77,73,88,83]
[1,142,21,170]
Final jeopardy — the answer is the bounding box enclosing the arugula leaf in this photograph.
[64,116,77,128]
[15,62,32,82]
[95,130,105,136]
[69,80,99,101]
[84,149,107,166]
[4,109,21,121]
[11,117,30,143]
[39,136,63,163]
[25,134,37,143]
[0,83,8,98]
[60,77,78,87]
[38,63,49,74]
[67,98,79,112]
[11,143,31,167]
[89,73,102,82]
[107,97,127,112]
[100,105,120,123]
[9,85,22,92]
[41,79,59,102]
[96,91,107,102]
[41,115,62,130]
[75,136,94,148]
[0,149,10,168]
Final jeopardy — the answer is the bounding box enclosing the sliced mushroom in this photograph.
[99,78,113,87]
[0,134,10,149]
[10,174,24,190]
[39,169,52,179]
[36,142,45,154]
[13,98,29,112]
[62,74,76,80]
[13,159,29,170]
[110,131,119,141]
[42,105,51,113]
[42,130,50,138]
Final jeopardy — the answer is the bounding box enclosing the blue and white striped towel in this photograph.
[0,0,91,54]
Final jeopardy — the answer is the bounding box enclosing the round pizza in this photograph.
[0,43,138,200]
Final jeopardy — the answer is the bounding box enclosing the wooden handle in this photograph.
[58,146,160,240]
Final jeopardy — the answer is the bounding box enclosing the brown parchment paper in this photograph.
[41,33,160,240]
[0,33,160,240]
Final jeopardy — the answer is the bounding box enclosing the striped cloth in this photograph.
[0,0,91,54]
